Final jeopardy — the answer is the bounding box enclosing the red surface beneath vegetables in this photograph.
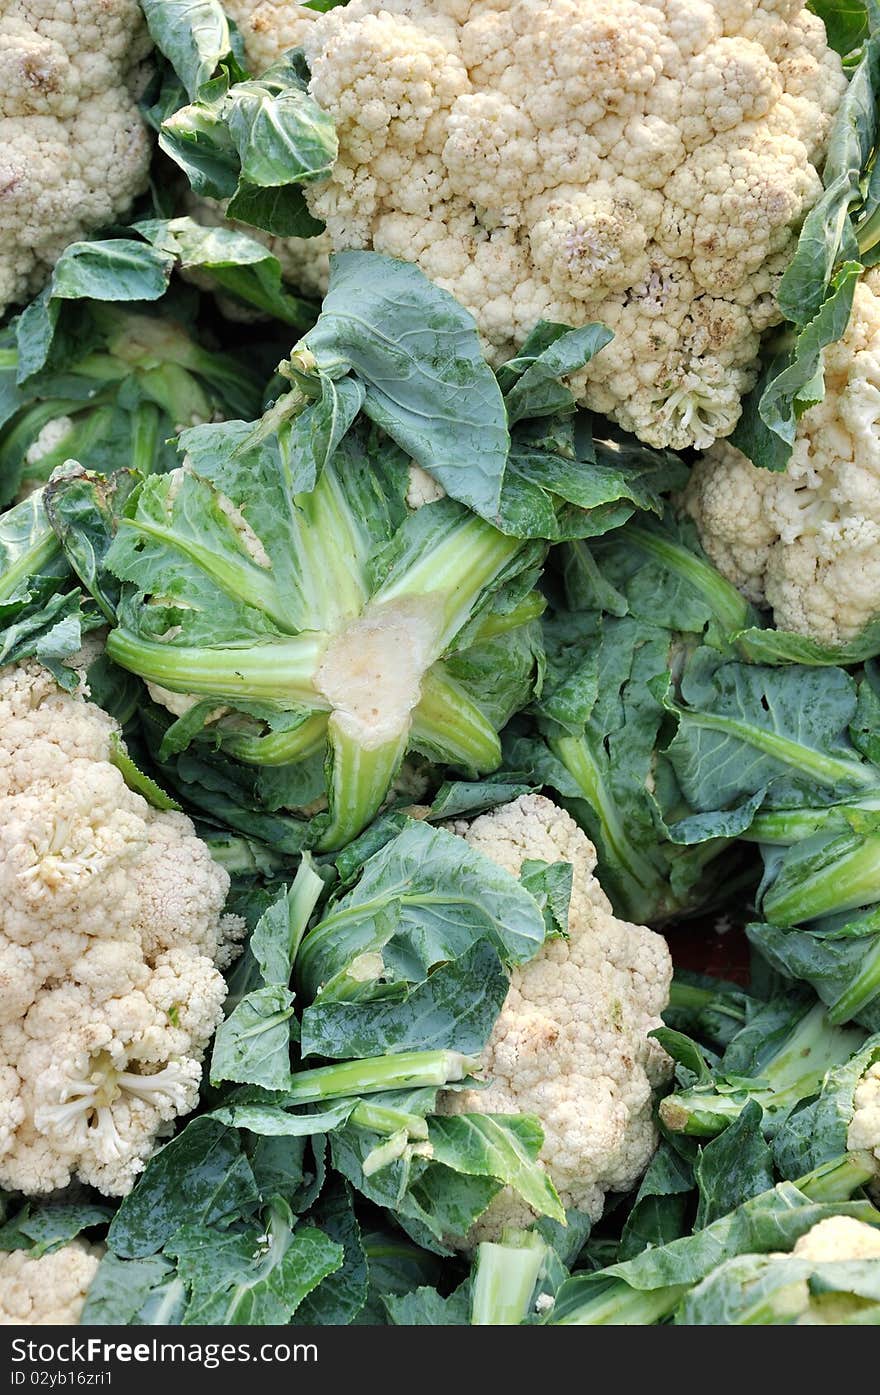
[666,922,751,984]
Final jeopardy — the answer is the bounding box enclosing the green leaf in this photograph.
[300,939,510,1060]
[694,1102,775,1229]
[426,1114,565,1223]
[757,262,861,451]
[227,180,325,238]
[617,1143,695,1261]
[650,1027,714,1085]
[44,465,140,624]
[0,1201,111,1258]
[210,984,297,1090]
[384,1283,470,1325]
[301,252,509,518]
[660,650,874,815]
[747,920,880,1030]
[226,54,338,187]
[809,0,871,56]
[0,490,68,614]
[773,1035,880,1176]
[553,1183,880,1320]
[107,1118,259,1257]
[15,243,176,382]
[167,1212,343,1324]
[678,1252,880,1325]
[251,857,324,986]
[80,1254,175,1326]
[780,34,880,324]
[109,735,182,812]
[519,858,573,939]
[296,1183,369,1325]
[296,820,547,1002]
[133,217,316,328]
[502,324,612,424]
[140,0,235,99]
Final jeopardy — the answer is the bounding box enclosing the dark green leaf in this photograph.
[107,1118,259,1257]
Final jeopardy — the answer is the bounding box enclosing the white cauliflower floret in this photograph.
[793,1215,880,1262]
[686,268,880,646]
[0,1,153,314]
[405,464,447,511]
[0,1241,100,1325]
[0,662,243,1196]
[223,0,845,450]
[787,1216,880,1323]
[24,416,74,467]
[847,1060,880,1172]
[439,793,672,1241]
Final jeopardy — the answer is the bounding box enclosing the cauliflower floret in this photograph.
[790,1215,880,1322]
[0,1241,100,1325]
[0,663,243,1196]
[685,268,880,646]
[405,464,446,510]
[0,1,153,314]
[439,794,672,1241]
[222,0,845,451]
[24,416,74,468]
[847,1060,880,1172]
[793,1215,880,1263]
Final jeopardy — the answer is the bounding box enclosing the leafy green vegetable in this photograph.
[549,1183,880,1325]
[296,252,508,518]
[165,1204,343,1325]
[160,54,336,238]
[1,305,263,506]
[508,531,752,923]
[0,1201,111,1258]
[732,32,880,468]
[107,1118,260,1258]
[140,0,238,100]
[659,998,865,1139]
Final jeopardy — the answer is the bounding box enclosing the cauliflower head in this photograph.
[438,793,672,1241]
[790,1216,880,1322]
[0,0,153,314]
[848,1060,880,1176]
[0,662,243,1197]
[223,0,844,450]
[0,1241,100,1325]
[685,268,880,647]
[792,1215,880,1263]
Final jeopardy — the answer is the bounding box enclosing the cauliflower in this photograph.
[223,0,844,450]
[848,1060,880,1173]
[0,1241,100,1325]
[0,662,244,1197]
[439,793,672,1240]
[405,464,447,511]
[0,0,153,314]
[685,268,880,647]
[792,1215,880,1263]
[789,1217,880,1323]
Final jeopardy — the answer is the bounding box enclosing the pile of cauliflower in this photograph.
[223,0,844,450]
[0,0,152,314]
[0,661,242,1197]
[440,794,673,1239]
[685,267,880,648]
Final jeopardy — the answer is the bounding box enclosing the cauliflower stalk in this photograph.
[440,794,673,1239]
[0,662,243,1196]
[0,0,153,314]
[685,267,880,649]
[0,1241,100,1326]
[221,0,845,450]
